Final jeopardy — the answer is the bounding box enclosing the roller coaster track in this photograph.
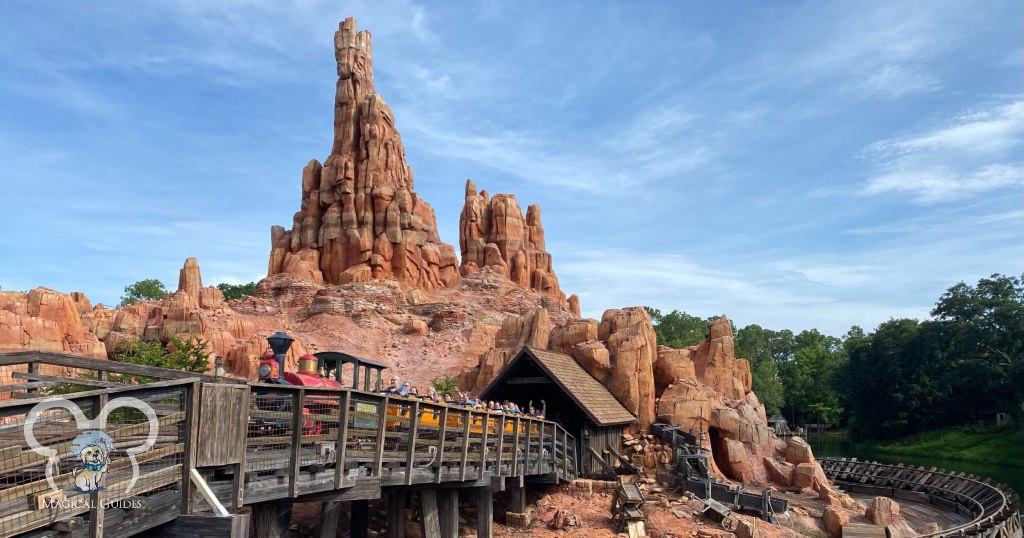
[820,458,1021,538]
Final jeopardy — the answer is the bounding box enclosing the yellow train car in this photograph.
[384,399,541,435]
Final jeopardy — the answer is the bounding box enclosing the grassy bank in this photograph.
[869,425,1024,467]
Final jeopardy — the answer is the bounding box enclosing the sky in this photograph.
[1,0,1021,337]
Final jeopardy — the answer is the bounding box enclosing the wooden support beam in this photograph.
[510,483,526,513]
[433,406,448,483]
[289,389,306,498]
[252,502,290,538]
[12,371,126,387]
[459,411,471,482]
[478,412,489,474]
[475,486,493,538]
[495,415,505,475]
[190,468,230,517]
[421,490,441,538]
[320,501,340,538]
[388,490,406,538]
[351,499,369,538]
[89,391,109,538]
[438,489,458,538]
[511,418,520,476]
[374,397,390,477]
[335,391,352,489]
[405,400,421,486]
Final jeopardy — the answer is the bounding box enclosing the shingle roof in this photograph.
[489,346,636,427]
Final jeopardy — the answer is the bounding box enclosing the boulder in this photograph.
[822,507,850,538]
[785,437,815,465]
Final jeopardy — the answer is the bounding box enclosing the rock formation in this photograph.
[267,18,459,290]
[0,288,106,358]
[459,180,569,309]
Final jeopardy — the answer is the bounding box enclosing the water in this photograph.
[805,432,1024,497]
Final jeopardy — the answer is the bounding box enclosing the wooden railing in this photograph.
[241,384,578,504]
[820,458,1021,538]
[0,379,197,538]
[0,351,580,537]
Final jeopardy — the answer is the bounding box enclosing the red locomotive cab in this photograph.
[284,354,344,389]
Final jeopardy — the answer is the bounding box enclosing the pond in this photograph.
[805,432,1024,498]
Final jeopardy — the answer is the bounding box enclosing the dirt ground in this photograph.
[282,478,842,538]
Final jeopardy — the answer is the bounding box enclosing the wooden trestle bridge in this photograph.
[0,351,578,538]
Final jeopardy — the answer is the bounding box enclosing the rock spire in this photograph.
[267,17,460,289]
[458,179,568,308]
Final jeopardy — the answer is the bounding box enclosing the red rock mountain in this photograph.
[267,18,460,290]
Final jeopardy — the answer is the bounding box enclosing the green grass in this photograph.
[871,425,1024,467]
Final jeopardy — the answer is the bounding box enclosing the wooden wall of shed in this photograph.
[581,425,624,477]
[196,383,250,466]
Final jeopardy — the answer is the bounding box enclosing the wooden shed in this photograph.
[479,346,636,477]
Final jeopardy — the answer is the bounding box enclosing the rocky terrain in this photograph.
[0,16,899,538]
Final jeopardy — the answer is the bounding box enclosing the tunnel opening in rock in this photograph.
[707,426,730,477]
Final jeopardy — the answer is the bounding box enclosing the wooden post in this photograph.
[388,490,406,538]
[459,410,471,481]
[90,391,109,538]
[434,406,448,483]
[405,400,421,485]
[374,396,390,476]
[181,381,200,515]
[509,480,526,513]
[548,423,556,473]
[351,499,369,538]
[495,415,506,475]
[289,389,306,498]
[565,428,573,477]
[438,489,458,538]
[479,412,490,475]
[421,490,441,538]
[511,418,520,476]
[320,501,341,538]
[335,390,351,488]
[253,502,289,538]
[524,419,532,474]
[475,486,493,538]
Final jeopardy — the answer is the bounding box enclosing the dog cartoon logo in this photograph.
[24,397,159,495]
[70,430,113,492]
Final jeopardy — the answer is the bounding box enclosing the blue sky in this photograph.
[1,1,1021,336]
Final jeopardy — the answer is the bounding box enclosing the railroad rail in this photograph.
[0,351,578,538]
[820,458,1021,538]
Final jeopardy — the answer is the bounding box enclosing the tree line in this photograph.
[648,273,1023,441]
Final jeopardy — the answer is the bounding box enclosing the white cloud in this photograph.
[844,64,942,99]
[860,98,1024,203]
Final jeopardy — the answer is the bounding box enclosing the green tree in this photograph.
[778,329,845,426]
[110,336,210,383]
[120,279,168,306]
[217,281,258,301]
[932,273,1024,419]
[51,336,210,393]
[645,307,718,349]
[431,375,459,399]
[735,324,786,415]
